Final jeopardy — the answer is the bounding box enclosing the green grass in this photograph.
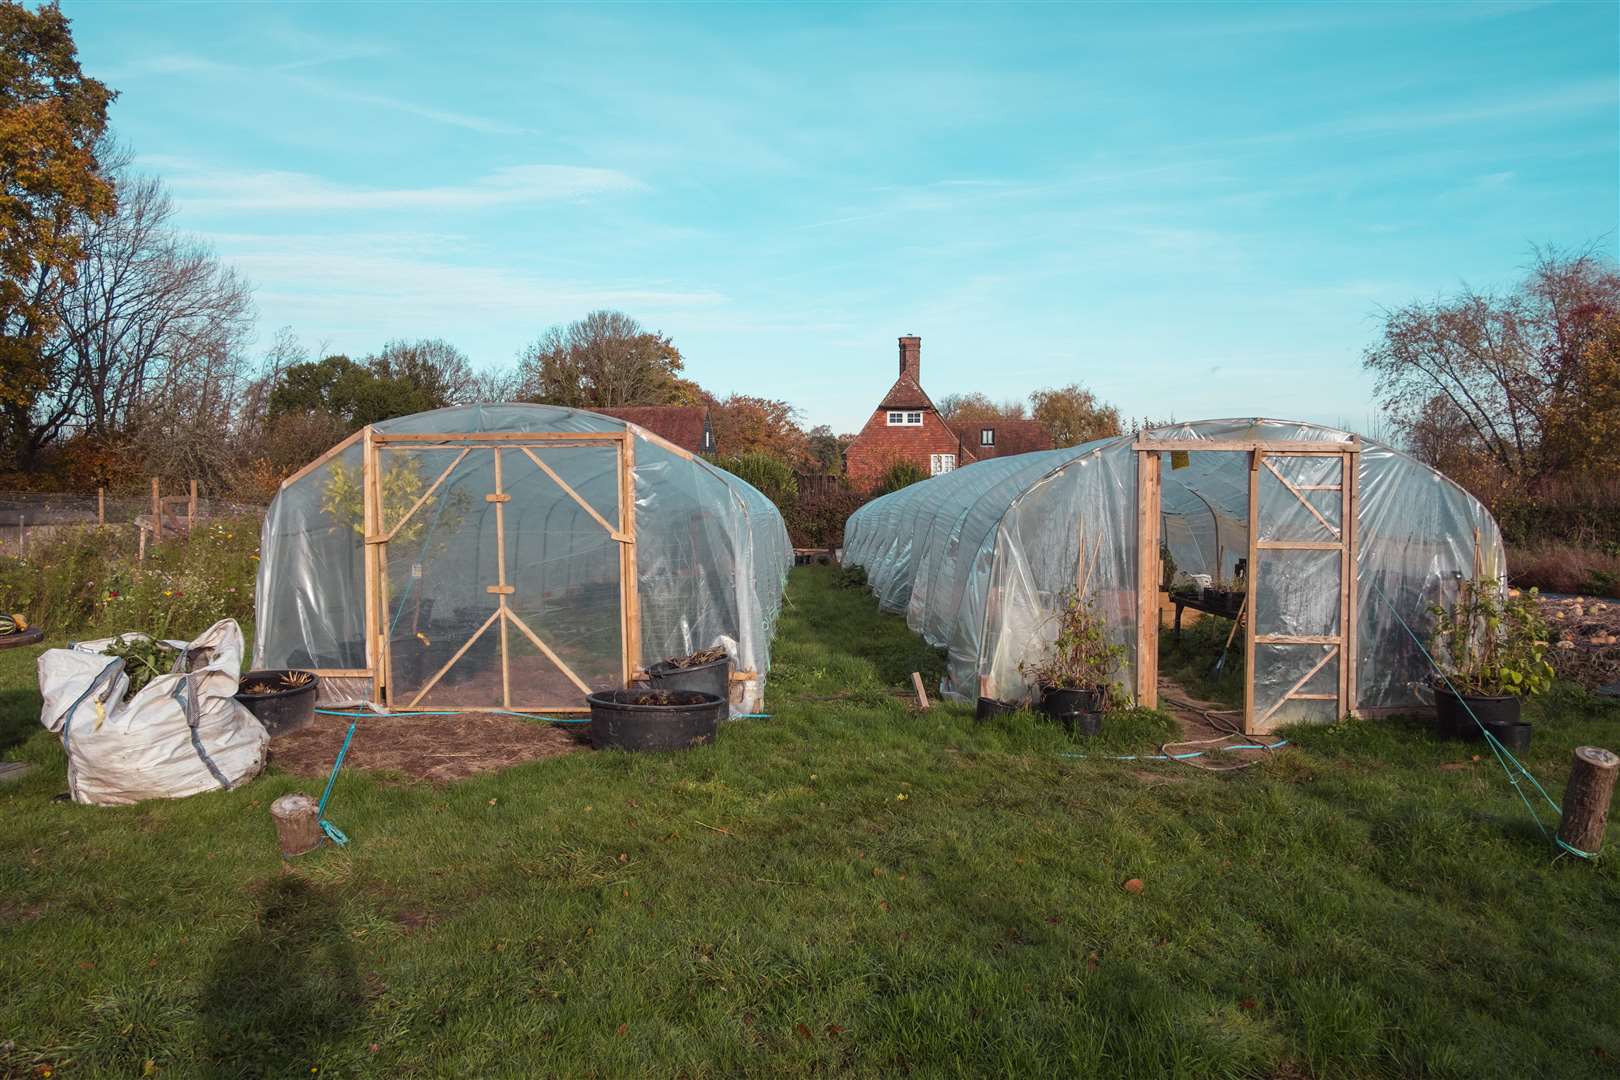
[2,565,1619,1077]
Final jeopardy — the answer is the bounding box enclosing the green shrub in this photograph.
[875,459,928,495]
[709,451,797,508]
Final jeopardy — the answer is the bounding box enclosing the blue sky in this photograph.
[65,1,1618,434]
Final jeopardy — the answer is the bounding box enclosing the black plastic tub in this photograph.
[1482,718,1533,752]
[647,655,732,702]
[1042,687,1105,737]
[975,697,1024,723]
[235,670,319,735]
[1433,684,1521,740]
[587,689,725,752]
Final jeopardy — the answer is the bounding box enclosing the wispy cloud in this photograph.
[147,161,644,213]
[282,73,535,136]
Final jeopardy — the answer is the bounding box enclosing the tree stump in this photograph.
[1556,746,1618,859]
[271,793,324,857]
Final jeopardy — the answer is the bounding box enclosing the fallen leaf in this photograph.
[742,1012,756,1029]
[1045,915,1062,925]
[1239,997,1257,1011]
[617,852,629,863]
[879,900,890,912]
[1087,951,1100,970]
[368,1044,380,1053]
[826,1023,846,1037]
[1122,878,1144,894]
[794,1023,813,1041]
[616,1023,628,1037]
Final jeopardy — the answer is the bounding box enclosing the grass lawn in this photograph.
[3,565,1619,1078]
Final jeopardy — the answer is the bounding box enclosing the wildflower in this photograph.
[895,793,908,801]
[163,590,173,597]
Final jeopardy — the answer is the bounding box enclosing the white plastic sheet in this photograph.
[844,418,1504,717]
[37,619,268,805]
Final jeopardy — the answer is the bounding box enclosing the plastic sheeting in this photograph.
[843,418,1504,719]
[254,404,792,713]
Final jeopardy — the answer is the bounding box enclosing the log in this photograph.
[271,793,324,857]
[1557,746,1618,858]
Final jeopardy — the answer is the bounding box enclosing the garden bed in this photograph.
[269,710,587,782]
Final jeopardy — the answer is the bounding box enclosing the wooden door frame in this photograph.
[360,429,640,713]
[1132,435,1360,730]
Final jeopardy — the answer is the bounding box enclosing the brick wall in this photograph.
[845,409,966,488]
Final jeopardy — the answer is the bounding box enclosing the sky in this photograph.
[63,0,1619,435]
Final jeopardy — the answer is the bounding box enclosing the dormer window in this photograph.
[980,427,995,446]
[887,410,923,426]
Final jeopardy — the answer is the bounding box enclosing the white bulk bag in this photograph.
[37,619,269,806]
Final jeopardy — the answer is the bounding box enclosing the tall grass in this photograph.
[1508,541,1620,598]
[0,516,260,637]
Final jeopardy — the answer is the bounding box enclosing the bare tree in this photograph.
[368,338,477,406]
[1364,243,1620,480]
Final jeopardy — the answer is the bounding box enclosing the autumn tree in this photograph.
[1030,383,1122,447]
[516,310,700,408]
[0,0,116,462]
[937,392,1026,423]
[709,393,809,466]
[367,338,477,408]
[1364,244,1620,481]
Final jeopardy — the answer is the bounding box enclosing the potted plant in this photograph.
[1022,589,1125,736]
[647,645,732,701]
[235,669,321,735]
[1428,578,1554,747]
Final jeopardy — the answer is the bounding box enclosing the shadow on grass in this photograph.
[199,876,364,1078]
[0,687,42,754]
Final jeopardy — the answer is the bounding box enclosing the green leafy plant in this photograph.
[874,459,928,496]
[1022,589,1126,701]
[103,635,183,701]
[321,457,469,551]
[1429,578,1556,697]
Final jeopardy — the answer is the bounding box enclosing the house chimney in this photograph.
[898,335,921,382]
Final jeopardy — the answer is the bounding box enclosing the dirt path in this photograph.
[1155,674,1285,769]
[271,710,588,783]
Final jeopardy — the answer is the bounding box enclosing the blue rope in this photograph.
[314,718,357,846]
[1366,577,1586,858]
[1062,739,1289,762]
[315,707,591,724]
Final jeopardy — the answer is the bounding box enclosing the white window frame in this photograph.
[886,410,923,427]
[980,427,995,446]
[930,453,956,476]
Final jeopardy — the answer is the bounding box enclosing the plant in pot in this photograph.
[1021,589,1125,736]
[1428,578,1554,748]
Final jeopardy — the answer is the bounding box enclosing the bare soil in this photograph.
[270,710,589,783]
[1538,593,1620,689]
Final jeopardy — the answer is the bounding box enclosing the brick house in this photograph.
[844,336,1054,488]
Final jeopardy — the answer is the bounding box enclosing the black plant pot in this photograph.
[235,669,319,735]
[974,697,1023,723]
[1041,686,1105,737]
[1432,683,1522,741]
[587,689,725,752]
[647,655,732,702]
[1482,718,1533,752]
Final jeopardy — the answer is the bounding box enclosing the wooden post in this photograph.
[137,523,147,563]
[150,477,162,541]
[1557,746,1618,858]
[492,447,511,709]
[1134,449,1161,709]
[188,479,198,531]
[97,487,105,526]
[619,435,641,685]
[270,793,324,857]
[17,513,24,556]
[911,672,930,710]
[1244,450,1261,733]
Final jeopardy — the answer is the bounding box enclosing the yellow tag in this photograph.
[416,632,432,647]
[94,699,106,730]
[1170,450,1190,470]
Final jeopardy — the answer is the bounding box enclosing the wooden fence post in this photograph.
[188,479,198,531]
[17,513,24,556]
[97,487,105,526]
[1558,746,1618,859]
[150,477,162,541]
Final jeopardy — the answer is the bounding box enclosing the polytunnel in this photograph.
[255,404,792,714]
[842,418,1504,733]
